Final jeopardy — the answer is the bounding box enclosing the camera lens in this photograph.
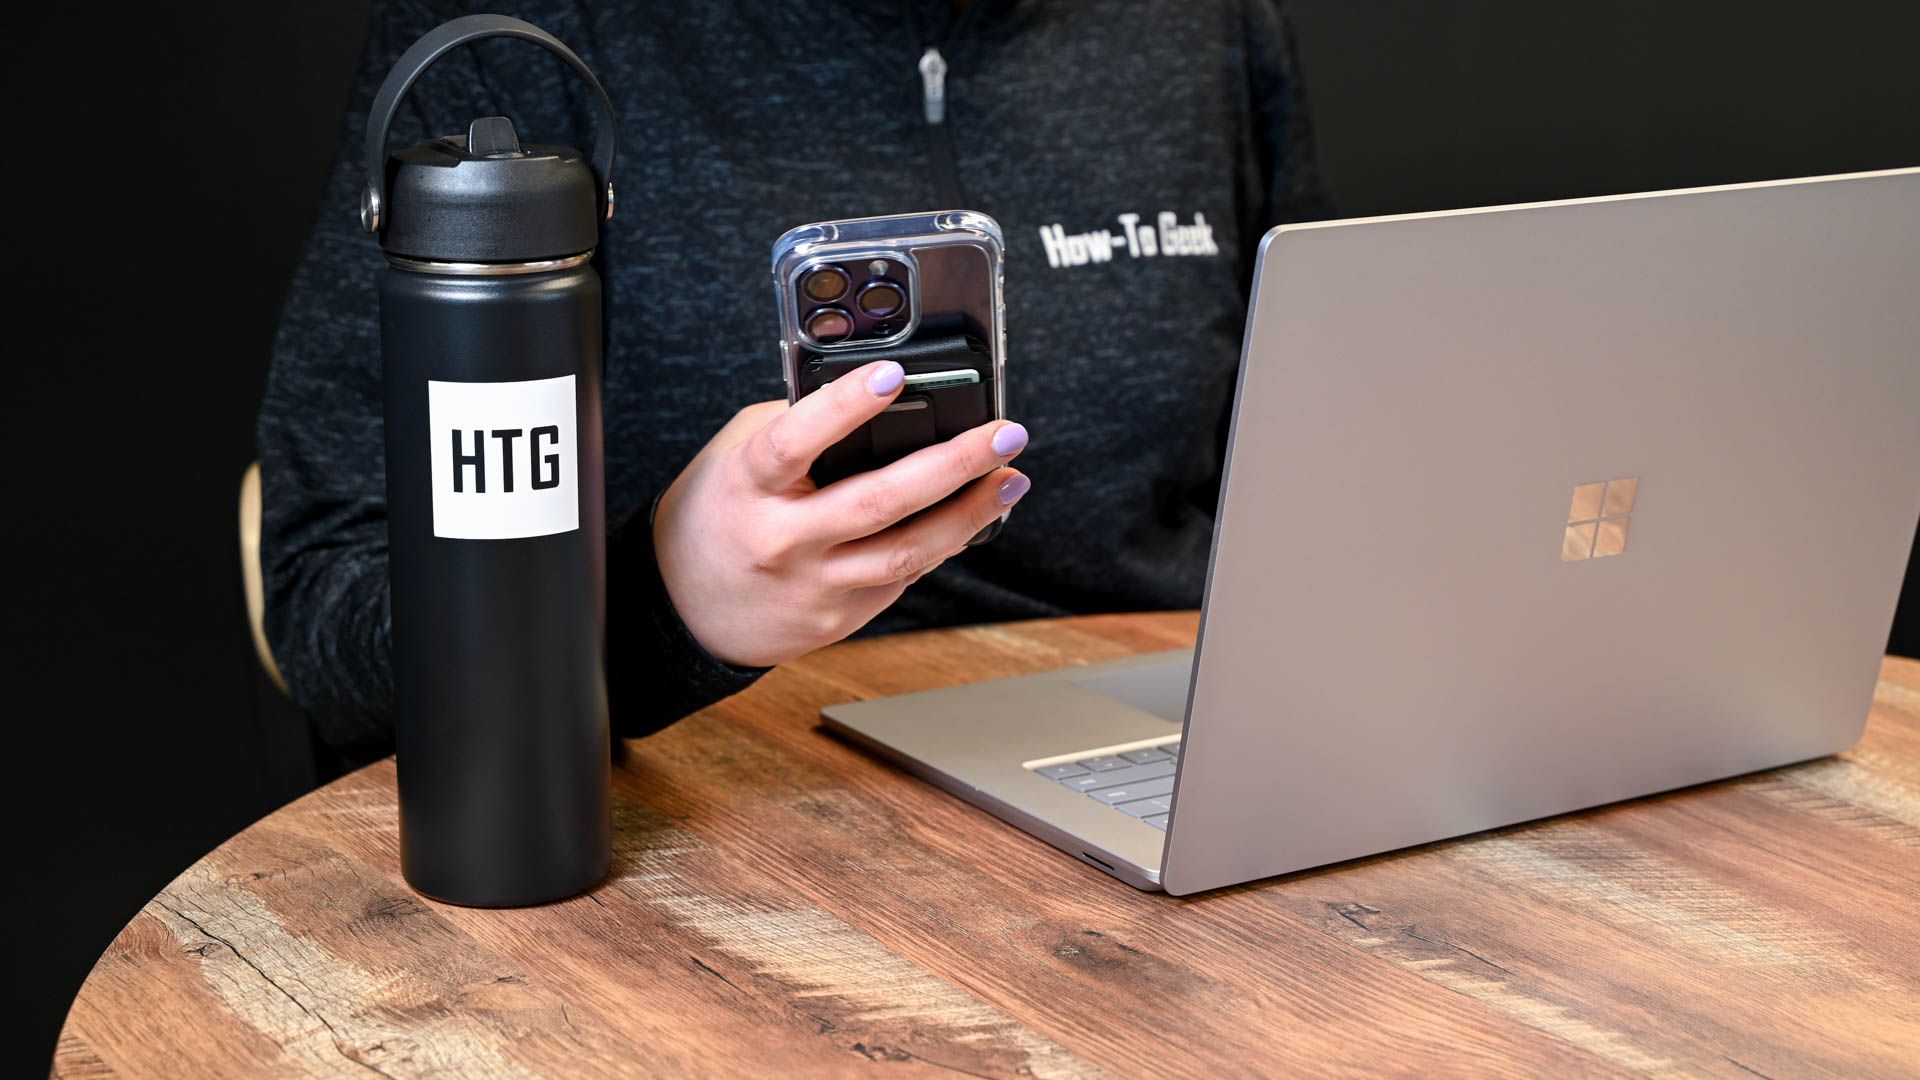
[800,266,849,304]
[805,307,854,344]
[857,280,906,318]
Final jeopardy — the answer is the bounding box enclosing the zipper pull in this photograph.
[918,46,948,125]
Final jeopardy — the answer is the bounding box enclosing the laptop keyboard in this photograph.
[1031,741,1180,830]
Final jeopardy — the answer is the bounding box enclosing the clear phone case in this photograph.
[772,210,1006,420]
[771,210,1009,541]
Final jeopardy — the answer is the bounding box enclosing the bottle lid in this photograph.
[380,116,600,262]
[361,15,618,264]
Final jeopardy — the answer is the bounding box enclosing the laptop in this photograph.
[823,167,1920,895]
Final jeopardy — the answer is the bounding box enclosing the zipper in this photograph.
[919,46,964,206]
[905,0,967,210]
[918,46,947,125]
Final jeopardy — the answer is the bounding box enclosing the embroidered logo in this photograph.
[1038,211,1219,268]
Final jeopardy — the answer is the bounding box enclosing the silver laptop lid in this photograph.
[1163,169,1920,895]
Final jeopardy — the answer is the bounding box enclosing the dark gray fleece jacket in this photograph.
[259,0,1329,755]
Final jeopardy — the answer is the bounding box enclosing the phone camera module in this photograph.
[805,307,854,344]
[800,266,850,304]
[856,280,906,319]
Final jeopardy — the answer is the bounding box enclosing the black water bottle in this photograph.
[362,15,618,906]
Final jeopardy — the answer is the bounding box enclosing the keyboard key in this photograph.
[1115,795,1172,818]
[1162,742,1181,757]
[1143,814,1170,830]
[1120,748,1170,764]
[1091,776,1176,804]
[1060,760,1176,792]
[1035,762,1090,780]
[1078,755,1133,772]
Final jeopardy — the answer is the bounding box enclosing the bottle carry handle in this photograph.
[361,14,619,233]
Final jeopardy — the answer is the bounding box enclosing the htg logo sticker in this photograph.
[427,375,578,540]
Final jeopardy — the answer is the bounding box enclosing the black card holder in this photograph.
[800,333,995,488]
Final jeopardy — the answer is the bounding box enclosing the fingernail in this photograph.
[991,422,1029,456]
[867,361,904,395]
[998,473,1031,505]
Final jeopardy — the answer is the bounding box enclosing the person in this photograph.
[260,0,1329,761]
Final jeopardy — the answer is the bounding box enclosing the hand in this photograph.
[653,360,1030,668]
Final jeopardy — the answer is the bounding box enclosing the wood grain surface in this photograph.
[54,613,1920,1078]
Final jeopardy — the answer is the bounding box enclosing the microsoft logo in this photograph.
[1562,477,1638,562]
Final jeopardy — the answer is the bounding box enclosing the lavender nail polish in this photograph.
[867,361,905,395]
[991,422,1029,456]
[998,473,1031,505]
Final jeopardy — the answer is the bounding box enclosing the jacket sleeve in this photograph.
[604,496,772,740]
[259,0,763,755]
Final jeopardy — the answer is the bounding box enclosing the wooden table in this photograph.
[55,613,1920,1077]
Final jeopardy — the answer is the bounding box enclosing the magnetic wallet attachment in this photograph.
[800,333,994,489]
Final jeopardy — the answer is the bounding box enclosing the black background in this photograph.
[12,1,1919,1069]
